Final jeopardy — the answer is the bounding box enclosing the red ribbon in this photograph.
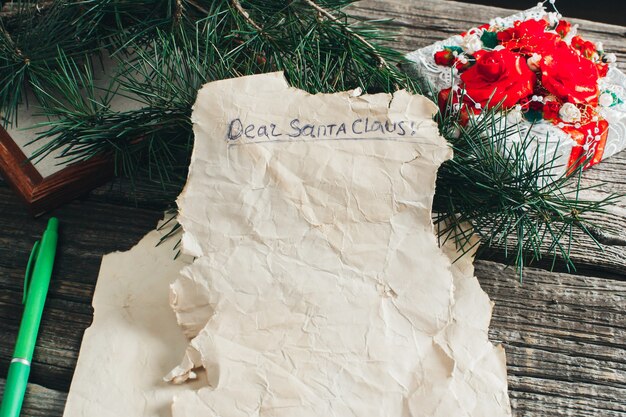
[562,118,609,172]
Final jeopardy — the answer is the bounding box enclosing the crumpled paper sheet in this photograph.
[62,224,206,417]
[167,72,512,417]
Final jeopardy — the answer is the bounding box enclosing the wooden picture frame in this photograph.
[0,126,113,216]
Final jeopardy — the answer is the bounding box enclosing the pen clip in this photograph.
[23,240,40,304]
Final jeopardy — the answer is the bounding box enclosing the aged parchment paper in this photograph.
[62,225,205,417]
[167,72,512,417]
[62,72,510,417]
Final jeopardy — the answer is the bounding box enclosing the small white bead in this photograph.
[475,103,482,110]
[599,92,614,107]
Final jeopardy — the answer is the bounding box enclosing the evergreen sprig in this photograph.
[0,1,103,124]
[433,103,618,275]
[22,0,411,185]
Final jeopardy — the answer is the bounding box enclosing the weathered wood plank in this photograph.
[477,259,626,416]
[0,379,67,417]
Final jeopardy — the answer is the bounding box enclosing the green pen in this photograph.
[0,218,59,417]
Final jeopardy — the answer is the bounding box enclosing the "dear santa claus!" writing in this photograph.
[226,117,420,142]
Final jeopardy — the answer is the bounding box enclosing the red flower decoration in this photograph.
[542,99,561,121]
[497,19,559,56]
[429,16,616,172]
[539,41,599,105]
[555,20,572,38]
[460,49,536,108]
[571,35,597,60]
[434,49,455,66]
[434,48,477,72]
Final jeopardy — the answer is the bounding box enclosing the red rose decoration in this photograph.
[497,19,559,55]
[460,49,535,108]
[542,99,561,121]
[539,42,599,104]
[430,16,616,173]
[434,49,455,66]
[498,18,548,42]
[555,20,572,38]
[571,35,597,60]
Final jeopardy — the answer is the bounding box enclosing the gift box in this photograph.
[404,5,626,178]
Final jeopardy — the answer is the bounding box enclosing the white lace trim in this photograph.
[599,68,626,160]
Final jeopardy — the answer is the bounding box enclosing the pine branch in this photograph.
[230,0,263,32]
[0,1,108,124]
[0,0,193,125]
[28,0,411,166]
[433,103,620,274]
[301,0,389,70]
[30,23,229,183]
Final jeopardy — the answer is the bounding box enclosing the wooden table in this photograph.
[1,1,625,415]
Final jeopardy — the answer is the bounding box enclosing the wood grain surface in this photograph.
[0,1,624,416]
